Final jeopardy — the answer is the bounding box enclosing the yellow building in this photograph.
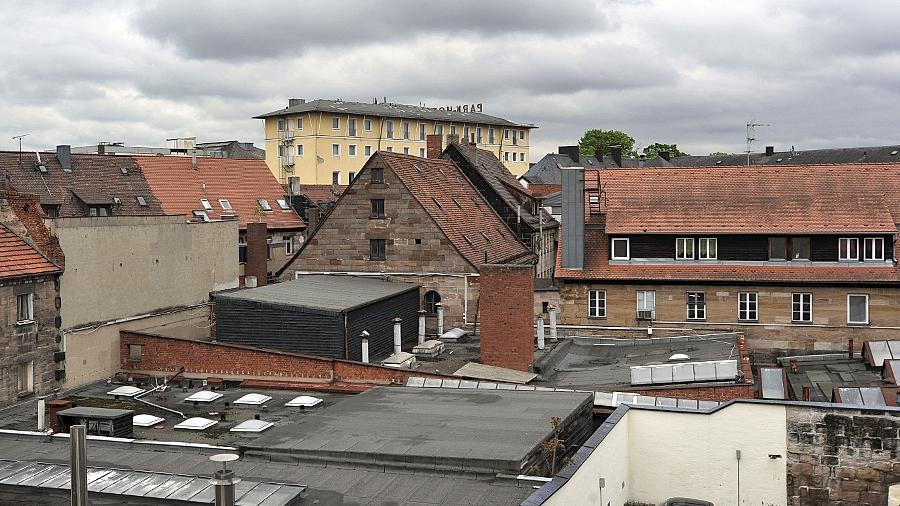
[254,98,536,184]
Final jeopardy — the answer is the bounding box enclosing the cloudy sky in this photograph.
[2,0,899,159]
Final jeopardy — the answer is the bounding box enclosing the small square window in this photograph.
[193,210,210,222]
[699,238,717,260]
[129,344,142,362]
[371,168,384,183]
[415,238,422,245]
[676,238,695,260]
[611,238,630,260]
[364,145,373,157]
[864,238,884,261]
[364,118,373,131]
[16,293,34,324]
[386,146,394,152]
[791,237,810,260]
[839,238,859,261]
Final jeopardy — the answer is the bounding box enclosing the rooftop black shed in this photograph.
[213,275,420,360]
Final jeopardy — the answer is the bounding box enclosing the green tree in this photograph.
[578,129,637,157]
[709,151,729,156]
[642,143,689,158]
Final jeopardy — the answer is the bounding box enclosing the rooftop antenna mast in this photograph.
[11,133,29,168]
[745,121,769,166]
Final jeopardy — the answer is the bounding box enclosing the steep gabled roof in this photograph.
[377,152,533,266]
[294,184,345,205]
[0,223,60,279]
[0,151,164,218]
[134,156,305,230]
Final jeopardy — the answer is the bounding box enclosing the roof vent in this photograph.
[668,353,690,361]
[892,150,898,156]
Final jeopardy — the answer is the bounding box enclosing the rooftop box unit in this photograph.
[57,407,134,438]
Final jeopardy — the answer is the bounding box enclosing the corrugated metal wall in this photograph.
[214,298,345,358]
[346,289,420,361]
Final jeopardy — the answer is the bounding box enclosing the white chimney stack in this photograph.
[393,317,402,355]
[37,398,46,431]
[536,314,545,350]
[417,310,426,344]
[548,306,558,342]
[436,303,444,336]
[360,330,370,363]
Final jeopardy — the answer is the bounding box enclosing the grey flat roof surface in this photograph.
[245,386,591,473]
[538,335,738,389]
[0,436,533,505]
[215,275,418,312]
[783,357,886,403]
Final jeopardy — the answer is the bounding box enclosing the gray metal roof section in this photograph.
[243,386,592,474]
[453,362,538,384]
[534,334,740,390]
[0,459,304,504]
[57,407,133,419]
[254,99,535,127]
[523,153,609,184]
[779,354,887,403]
[214,275,419,313]
[670,144,900,167]
[760,367,786,400]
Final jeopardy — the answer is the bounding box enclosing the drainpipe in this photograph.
[70,425,88,506]
[548,306,558,342]
[417,310,426,344]
[37,398,46,431]
[360,331,370,363]
[436,303,444,336]
[536,314,546,350]
[393,317,402,355]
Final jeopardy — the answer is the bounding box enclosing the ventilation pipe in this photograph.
[37,398,46,431]
[70,425,88,506]
[436,303,444,336]
[536,314,545,350]
[417,310,426,345]
[548,306,558,342]
[393,317,402,355]
[209,454,239,506]
[848,338,854,360]
[360,331,370,363]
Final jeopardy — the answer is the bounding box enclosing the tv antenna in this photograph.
[745,121,769,166]
[11,133,29,167]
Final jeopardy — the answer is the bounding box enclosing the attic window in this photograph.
[715,160,722,165]
[136,196,147,206]
[113,197,122,205]
[589,196,599,204]
[892,150,898,156]
[120,167,128,175]
[480,232,491,242]
[37,164,47,174]
[200,199,213,211]
[462,234,474,245]
[276,199,290,210]
[219,199,232,210]
[451,197,462,208]
[193,210,210,222]
[412,163,422,172]
[470,196,480,207]
[258,199,272,211]
[432,197,442,209]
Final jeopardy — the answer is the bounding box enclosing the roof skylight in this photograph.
[285,395,323,408]
[230,419,274,432]
[219,199,232,210]
[184,390,222,403]
[258,199,272,211]
[276,199,290,210]
[132,414,165,427]
[233,393,272,406]
[107,386,145,397]
[174,417,217,430]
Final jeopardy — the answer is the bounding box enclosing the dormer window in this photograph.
[258,199,272,212]
[219,199,232,211]
[193,210,210,222]
[611,238,630,260]
[864,237,884,261]
[200,199,213,211]
[676,238,694,260]
[699,238,717,260]
[839,238,859,261]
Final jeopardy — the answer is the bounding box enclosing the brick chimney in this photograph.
[558,146,580,164]
[245,222,268,286]
[479,264,535,372]
[611,146,623,167]
[446,134,460,146]
[426,134,443,159]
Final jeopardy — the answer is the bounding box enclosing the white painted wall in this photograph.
[543,403,788,506]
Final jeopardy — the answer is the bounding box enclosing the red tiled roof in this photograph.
[600,164,900,234]
[379,152,533,266]
[556,227,900,284]
[295,184,345,204]
[0,224,61,279]
[527,184,561,198]
[134,157,305,230]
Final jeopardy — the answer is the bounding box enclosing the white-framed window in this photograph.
[476,127,483,143]
[348,144,357,157]
[17,361,33,394]
[676,238,694,259]
[296,117,303,130]
[463,126,470,141]
[847,293,869,325]
[386,146,394,152]
[364,145,372,156]
[403,121,410,140]
[520,152,526,162]
[386,120,394,138]
[348,118,357,136]
[419,123,426,140]
[637,291,656,319]
[419,147,426,157]
[331,116,340,130]
[687,292,706,320]
[504,129,510,140]
[219,199,232,211]
[403,147,410,155]
[349,171,356,181]
[450,125,457,136]
[864,237,884,261]
[276,118,285,131]
[16,293,34,324]
[284,235,293,255]
[332,171,340,185]
[332,143,340,157]
[839,238,858,261]
[519,130,525,140]
[588,289,606,318]
[792,292,812,322]
[276,199,290,210]
[278,145,285,157]
[504,152,509,162]
[488,128,495,144]
[699,237,717,260]
[200,199,213,211]
[738,292,758,321]
[611,238,630,260]
[296,144,304,157]
[257,199,272,211]
[364,118,373,131]
[435,124,444,135]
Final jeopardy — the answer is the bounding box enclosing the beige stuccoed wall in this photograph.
[49,216,239,387]
[545,403,787,506]
[51,216,239,329]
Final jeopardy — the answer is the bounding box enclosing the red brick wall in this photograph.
[245,222,267,286]
[479,264,534,371]
[1,191,65,268]
[120,331,452,386]
[631,384,755,401]
[426,135,443,159]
